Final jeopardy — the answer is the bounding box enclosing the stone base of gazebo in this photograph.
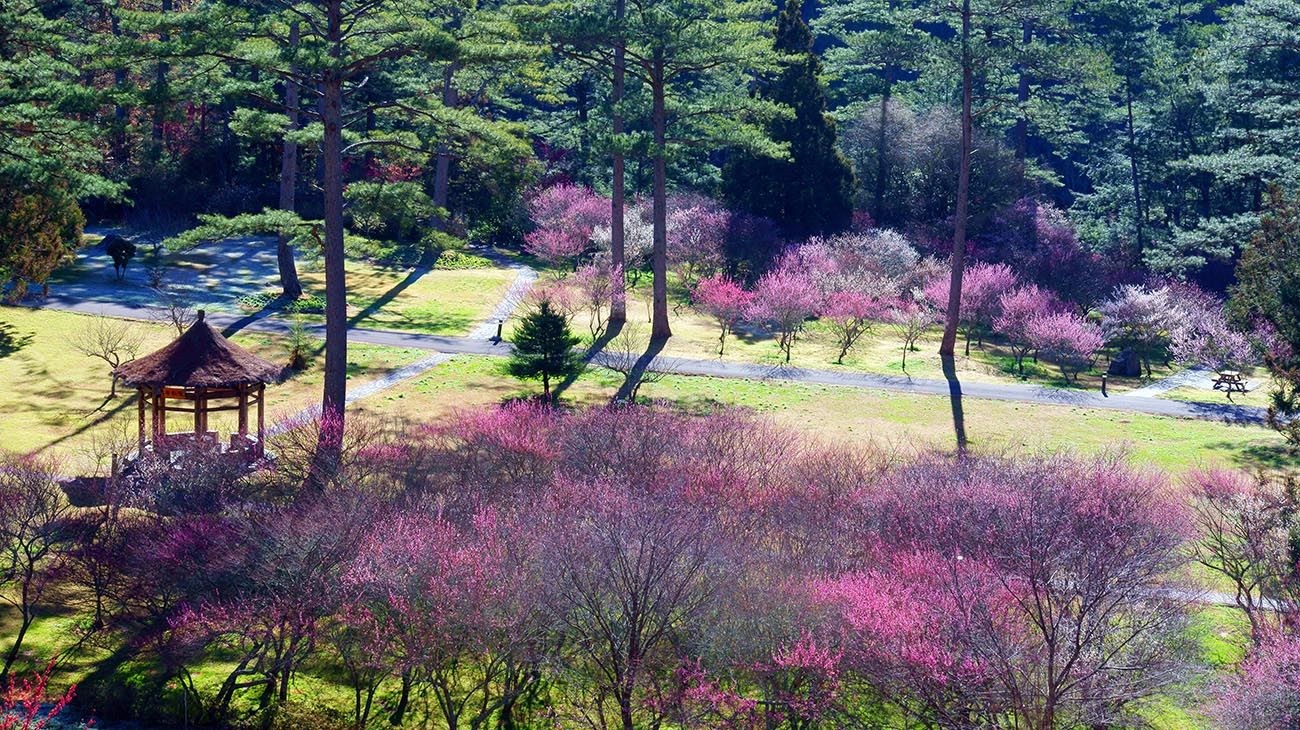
[141,430,265,458]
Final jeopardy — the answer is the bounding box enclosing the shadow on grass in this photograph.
[32,392,137,457]
[0,321,33,357]
[347,265,431,330]
[551,318,627,401]
[612,334,668,403]
[1226,442,1300,472]
[941,354,968,453]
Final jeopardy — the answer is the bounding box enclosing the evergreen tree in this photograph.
[723,0,854,238]
[816,0,926,224]
[1165,0,1300,275]
[508,301,584,400]
[1230,186,1300,445]
[0,0,122,299]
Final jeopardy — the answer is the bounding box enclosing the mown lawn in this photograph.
[357,355,1295,474]
[0,306,429,470]
[293,258,517,336]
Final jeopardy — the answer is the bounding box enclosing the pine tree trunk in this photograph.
[1014,21,1031,162]
[432,62,459,233]
[873,65,893,223]
[277,21,304,300]
[649,53,671,340]
[317,0,348,463]
[939,0,973,358]
[609,0,627,324]
[152,0,171,144]
[111,11,129,164]
[1125,77,1145,258]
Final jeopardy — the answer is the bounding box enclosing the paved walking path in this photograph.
[16,294,1267,424]
[1127,365,1212,398]
[270,248,537,419]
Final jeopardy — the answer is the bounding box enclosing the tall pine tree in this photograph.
[723,0,854,238]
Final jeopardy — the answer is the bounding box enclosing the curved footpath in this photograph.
[17,292,1266,425]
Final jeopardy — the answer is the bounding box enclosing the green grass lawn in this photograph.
[0,306,429,470]
[1160,381,1274,408]
[357,355,1295,474]
[292,258,516,336]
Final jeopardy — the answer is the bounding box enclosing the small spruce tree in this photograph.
[508,302,584,400]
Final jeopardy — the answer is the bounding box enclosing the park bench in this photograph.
[1212,370,1247,395]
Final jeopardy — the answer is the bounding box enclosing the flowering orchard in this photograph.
[0,405,1215,728]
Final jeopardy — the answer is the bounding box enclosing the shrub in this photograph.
[237,291,325,314]
[433,249,492,270]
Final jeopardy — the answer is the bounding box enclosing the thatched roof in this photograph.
[115,311,281,388]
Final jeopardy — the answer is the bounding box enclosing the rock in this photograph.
[1108,348,1142,377]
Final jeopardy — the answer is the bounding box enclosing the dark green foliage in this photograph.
[344,182,435,244]
[237,291,326,314]
[507,302,583,399]
[0,182,85,301]
[722,0,854,238]
[1231,186,1300,445]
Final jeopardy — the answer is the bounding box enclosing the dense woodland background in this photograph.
[3,0,1297,286]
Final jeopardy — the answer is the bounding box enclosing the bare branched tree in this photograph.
[68,315,144,398]
[151,283,194,336]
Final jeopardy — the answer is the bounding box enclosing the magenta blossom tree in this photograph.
[524,184,609,271]
[1215,632,1300,730]
[1026,311,1104,382]
[667,198,729,289]
[994,284,1060,375]
[746,259,821,363]
[692,275,752,356]
[343,506,540,729]
[923,262,1018,355]
[820,290,885,364]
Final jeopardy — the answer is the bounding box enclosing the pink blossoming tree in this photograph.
[693,275,752,355]
[1215,633,1300,730]
[820,290,885,364]
[746,259,821,363]
[524,184,609,271]
[1026,311,1104,382]
[993,284,1060,375]
[923,261,1018,355]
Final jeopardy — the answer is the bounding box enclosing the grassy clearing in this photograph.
[294,258,517,336]
[357,355,1294,474]
[0,307,428,469]
[1160,382,1274,408]
[521,272,1180,395]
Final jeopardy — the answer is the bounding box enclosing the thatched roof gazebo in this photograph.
[116,311,281,458]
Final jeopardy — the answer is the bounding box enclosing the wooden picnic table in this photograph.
[1212,370,1247,394]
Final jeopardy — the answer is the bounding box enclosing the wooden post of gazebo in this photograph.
[116,311,281,460]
